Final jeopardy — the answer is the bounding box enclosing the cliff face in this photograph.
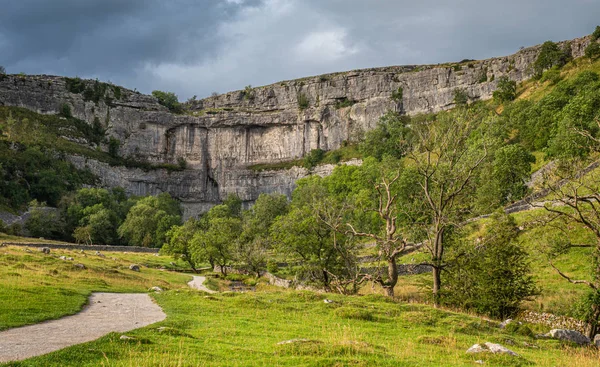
[0,36,592,217]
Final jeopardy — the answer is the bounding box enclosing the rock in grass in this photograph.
[466,342,518,356]
[74,263,86,270]
[277,339,319,345]
[149,286,163,292]
[129,264,140,272]
[59,256,67,260]
[499,319,519,329]
[41,247,50,254]
[120,335,135,340]
[546,329,590,345]
[323,299,335,304]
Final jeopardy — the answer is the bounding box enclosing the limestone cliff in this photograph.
[0,36,592,217]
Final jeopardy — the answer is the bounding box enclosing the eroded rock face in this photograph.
[0,37,592,215]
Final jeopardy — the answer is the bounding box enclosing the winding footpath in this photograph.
[188,275,217,293]
[0,293,166,363]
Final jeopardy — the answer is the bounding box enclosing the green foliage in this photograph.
[585,42,600,60]
[64,77,86,94]
[24,200,64,240]
[118,193,182,247]
[162,218,203,271]
[539,66,562,85]
[592,25,600,42]
[243,85,255,100]
[391,86,403,102]
[359,111,412,160]
[505,322,535,338]
[108,137,120,158]
[59,104,72,118]
[443,213,537,319]
[303,148,325,169]
[334,97,356,109]
[297,93,309,110]
[152,90,183,113]
[493,76,517,102]
[223,194,243,218]
[478,68,488,83]
[533,41,571,77]
[453,88,469,107]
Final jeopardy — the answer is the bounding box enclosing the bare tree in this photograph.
[409,112,487,306]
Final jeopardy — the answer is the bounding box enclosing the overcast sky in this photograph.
[1,0,599,99]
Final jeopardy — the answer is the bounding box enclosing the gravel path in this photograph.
[0,293,166,363]
[188,275,217,293]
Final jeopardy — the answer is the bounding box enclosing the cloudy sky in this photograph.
[1,0,598,99]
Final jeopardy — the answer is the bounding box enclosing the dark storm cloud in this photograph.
[1,0,599,99]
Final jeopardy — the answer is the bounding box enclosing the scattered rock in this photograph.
[545,329,590,345]
[129,264,140,272]
[149,286,163,293]
[324,299,335,304]
[466,342,518,357]
[119,335,134,340]
[41,247,50,254]
[59,256,67,260]
[475,361,484,365]
[523,341,539,349]
[277,339,319,345]
[95,251,105,258]
[499,319,519,329]
[25,248,32,253]
[74,263,86,270]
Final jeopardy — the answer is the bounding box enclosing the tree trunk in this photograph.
[383,257,398,298]
[586,303,600,340]
[432,266,442,307]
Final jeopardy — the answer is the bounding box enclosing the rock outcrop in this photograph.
[0,36,593,216]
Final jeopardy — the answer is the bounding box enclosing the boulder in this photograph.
[546,329,590,345]
[594,334,600,348]
[466,342,518,357]
[74,263,86,270]
[129,264,140,272]
[499,319,519,329]
[149,286,163,292]
[59,256,67,260]
[119,335,134,340]
[41,247,50,254]
[95,251,105,258]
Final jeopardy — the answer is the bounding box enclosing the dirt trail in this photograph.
[0,293,165,363]
[188,275,217,293]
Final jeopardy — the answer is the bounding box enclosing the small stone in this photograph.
[74,264,86,270]
[59,256,67,260]
[475,361,484,365]
[277,339,318,345]
[119,335,134,340]
[149,286,163,292]
[41,247,50,254]
[466,344,487,354]
[129,264,140,272]
[66,257,74,261]
[95,251,105,258]
[593,334,600,348]
[484,342,518,356]
[546,329,590,345]
[499,319,514,329]
[324,299,335,304]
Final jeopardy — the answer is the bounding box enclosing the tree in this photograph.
[443,212,536,319]
[585,42,600,60]
[0,66,5,75]
[409,110,487,306]
[24,200,63,239]
[162,218,202,272]
[359,112,412,161]
[118,193,181,247]
[538,161,600,338]
[592,26,600,42]
[453,89,469,107]
[152,90,183,113]
[533,41,571,77]
[493,76,517,102]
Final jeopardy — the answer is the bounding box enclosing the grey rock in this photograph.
[277,339,319,345]
[59,256,67,260]
[323,299,335,304]
[546,329,590,345]
[129,264,140,272]
[594,334,600,348]
[41,247,51,254]
[466,342,518,357]
[0,37,592,217]
[499,319,513,328]
[74,263,86,270]
[119,335,135,340]
[149,286,163,292]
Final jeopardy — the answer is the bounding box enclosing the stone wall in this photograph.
[1,242,159,253]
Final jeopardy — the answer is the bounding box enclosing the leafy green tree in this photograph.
[409,109,488,305]
[533,41,571,77]
[304,148,325,169]
[24,200,64,239]
[223,194,243,218]
[118,193,182,247]
[592,25,600,42]
[152,90,183,113]
[585,42,600,60]
[0,66,6,75]
[162,218,203,272]
[359,112,412,161]
[493,76,517,102]
[443,212,536,319]
[453,89,469,107]
[475,145,535,210]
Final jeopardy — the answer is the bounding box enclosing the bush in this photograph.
[108,137,120,158]
[585,42,600,60]
[0,66,5,75]
[493,76,517,102]
[505,322,535,338]
[334,97,355,109]
[533,41,571,77]
[453,89,469,107]
[297,93,309,110]
[540,66,562,85]
[152,90,183,113]
[243,85,255,100]
[391,87,403,102]
[59,104,72,118]
[177,157,187,169]
[303,148,324,169]
[592,25,600,42]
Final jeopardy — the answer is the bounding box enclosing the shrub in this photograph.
[592,25,600,42]
[540,66,562,85]
[478,68,488,83]
[585,42,600,60]
[493,76,517,102]
[533,41,571,77]
[0,66,5,75]
[65,77,86,94]
[243,85,255,100]
[177,157,187,170]
[505,322,535,338]
[152,90,183,113]
[297,93,309,110]
[303,148,325,169]
[108,137,120,158]
[453,89,469,107]
[391,87,403,102]
[59,103,72,118]
[334,97,355,109]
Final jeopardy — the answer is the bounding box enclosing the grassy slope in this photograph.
[0,245,190,331]
[4,290,599,367]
